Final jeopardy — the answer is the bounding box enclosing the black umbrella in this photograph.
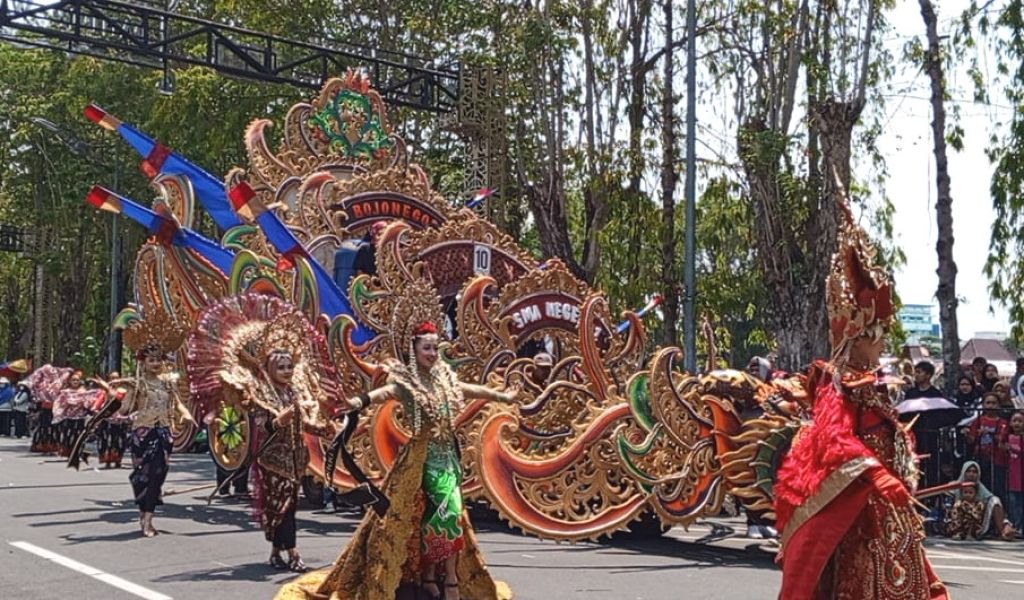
[896,396,967,431]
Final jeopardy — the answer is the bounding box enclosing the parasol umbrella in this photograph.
[0,359,31,381]
[896,396,966,431]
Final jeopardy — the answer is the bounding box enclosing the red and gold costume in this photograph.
[773,205,948,600]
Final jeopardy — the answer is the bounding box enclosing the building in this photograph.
[898,304,939,343]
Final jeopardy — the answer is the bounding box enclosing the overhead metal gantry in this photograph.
[1,1,509,242]
[0,0,459,112]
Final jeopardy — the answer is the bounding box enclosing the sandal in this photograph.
[444,582,460,600]
[269,553,288,570]
[422,579,441,600]
[288,556,309,573]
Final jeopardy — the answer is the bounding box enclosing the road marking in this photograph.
[10,541,171,600]
[927,550,1024,566]
[998,580,1024,585]
[931,564,1024,573]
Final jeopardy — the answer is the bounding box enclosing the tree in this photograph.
[659,0,680,347]
[712,0,890,369]
[919,0,962,395]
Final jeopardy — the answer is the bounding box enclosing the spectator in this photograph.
[747,356,771,381]
[952,460,1015,540]
[953,375,981,410]
[1007,411,1024,533]
[995,381,1017,419]
[1011,358,1024,406]
[11,383,30,438]
[980,363,1001,393]
[353,221,388,277]
[0,377,12,436]
[971,356,989,386]
[946,482,986,540]
[965,392,1010,500]
[905,361,943,399]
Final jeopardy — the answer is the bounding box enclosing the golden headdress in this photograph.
[256,311,311,365]
[187,292,328,412]
[116,308,188,359]
[389,275,447,359]
[826,202,895,358]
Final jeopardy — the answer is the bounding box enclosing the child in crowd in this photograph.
[947,483,987,540]
[966,392,1010,499]
[1008,411,1024,533]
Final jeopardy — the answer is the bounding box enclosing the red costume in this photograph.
[773,204,948,600]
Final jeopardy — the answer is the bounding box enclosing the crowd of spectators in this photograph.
[899,356,1024,541]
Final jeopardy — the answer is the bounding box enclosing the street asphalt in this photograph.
[0,438,1021,599]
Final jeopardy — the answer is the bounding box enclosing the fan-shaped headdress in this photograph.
[187,292,330,414]
[826,202,895,360]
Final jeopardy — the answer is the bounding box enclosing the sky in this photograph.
[880,0,1013,339]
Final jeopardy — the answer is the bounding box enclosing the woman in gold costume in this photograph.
[118,344,196,537]
[286,279,516,600]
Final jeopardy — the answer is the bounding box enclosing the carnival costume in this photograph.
[96,408,130,468]
[119,362,193,521]
[282,279,513,600]
[23,365,72,453]
[53,374,103,458]
[773,206,947,599]
[188,293,336,571]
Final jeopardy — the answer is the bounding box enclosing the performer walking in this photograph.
[24,365,71,454]
[773,205,947,599]
[53,371,96,458]
[116,344,196,537]
[302,279,516,600]
[188,294,337,572]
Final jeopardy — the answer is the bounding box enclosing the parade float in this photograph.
[84,71,808,542]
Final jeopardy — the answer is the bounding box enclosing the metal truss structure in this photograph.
[0,0,458,112]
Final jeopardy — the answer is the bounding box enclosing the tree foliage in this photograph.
[0,0,914,372]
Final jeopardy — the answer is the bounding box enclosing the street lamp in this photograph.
[28,117,123,374]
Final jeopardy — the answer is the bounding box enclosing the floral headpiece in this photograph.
[256,311,310,366]
[413,321,439,337]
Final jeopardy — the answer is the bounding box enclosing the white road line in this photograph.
[998,580,1024,585]
[927,550,1024,566]
[931,564,1024,573]
[10,541,171,600]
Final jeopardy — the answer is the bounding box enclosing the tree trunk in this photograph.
[660,0,680,347]
[738,120,814,369]
[626,0,652,261]
[806,98,865,363]
[512,22,587,283]
[919,0,961,395]
[580,0,609,284]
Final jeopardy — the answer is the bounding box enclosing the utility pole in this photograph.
[109,163,122,374]
[683,0,698,372]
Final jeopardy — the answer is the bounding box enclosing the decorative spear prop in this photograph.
[616,295,664,334]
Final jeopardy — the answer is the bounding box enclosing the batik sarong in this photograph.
[129,426,172,512]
